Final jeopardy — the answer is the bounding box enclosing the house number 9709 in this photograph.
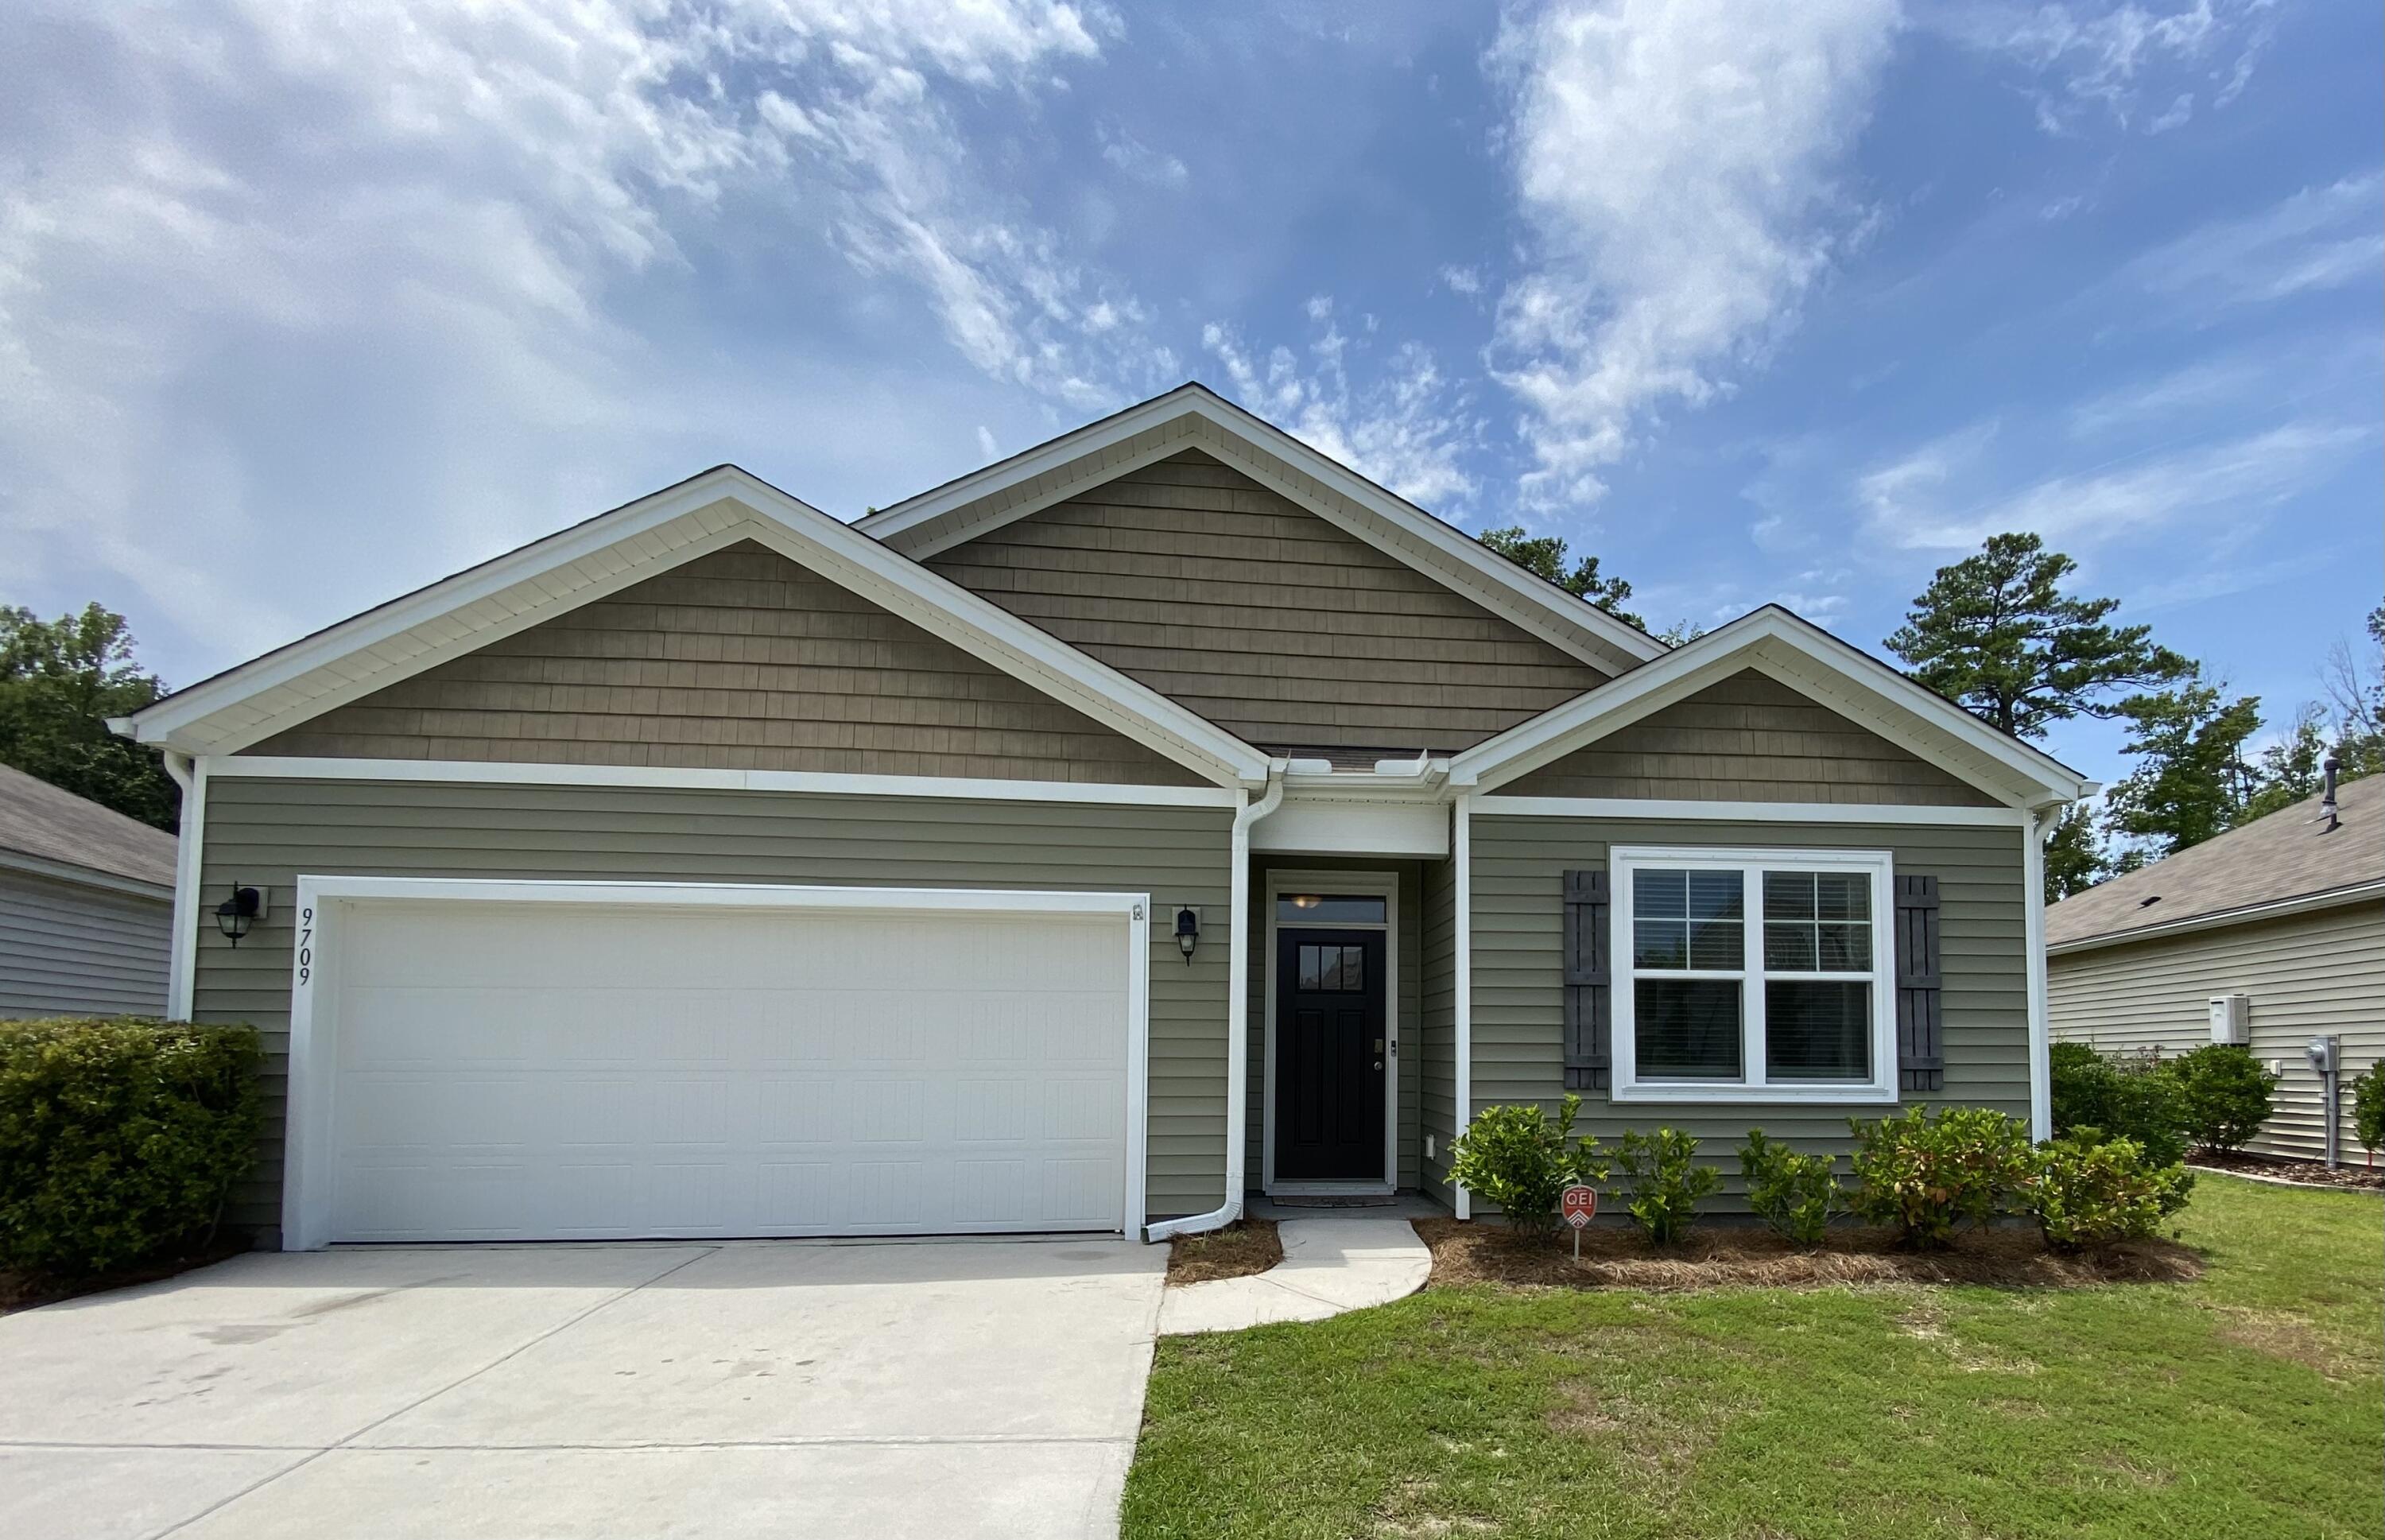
[297,906,314,986]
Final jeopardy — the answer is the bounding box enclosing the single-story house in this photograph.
[0,762,178,1019]
[2048,772,2382,1163]
[112,383,2092,1249]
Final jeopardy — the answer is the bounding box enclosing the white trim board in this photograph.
[281,877,1152,1251]
[1473,797,2030,828]
[204,755,1242,809]
[1261,868,1400,1197]
[121,467,1270,789]
[1448,607,2093,809]
[2046,878,2385,957]
[858,385,1662,675]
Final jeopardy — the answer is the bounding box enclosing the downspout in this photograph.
[161,751,204,1022]
[2022,802,2061,1143]
[1452,791,1473,1220]
[1144,759,1287,1241]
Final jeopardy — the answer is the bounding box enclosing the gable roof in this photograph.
[857,382,1665,677]
[1450,605,2096,809]
[116,467,1272,789]
[2047,774,2383,953]
[0,764,177,892]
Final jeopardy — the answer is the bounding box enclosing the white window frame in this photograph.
[1610,845,1899,1104]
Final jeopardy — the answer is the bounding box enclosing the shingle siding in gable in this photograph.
[924,451,1609,751]
[1503,669,2003,806]
[238,541,1204,786]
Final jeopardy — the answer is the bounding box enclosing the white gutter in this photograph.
[2022,803,2059,1142]
[1145,759,1288,1241]
[1452,790,1473,1220]
[162,751,204,1022]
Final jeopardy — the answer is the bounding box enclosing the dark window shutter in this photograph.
[1563,869,1611,1091]
[1894,874,1943,1092]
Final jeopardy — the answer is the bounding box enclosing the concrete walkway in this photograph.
[0,1238,1165,1540]
[1158,1213,1433,1335]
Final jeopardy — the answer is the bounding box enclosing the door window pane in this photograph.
[1277,894,1387,924]
[1764,981,1871,1080]
[1634,979,1743,1079]
[1296,943,1364,991]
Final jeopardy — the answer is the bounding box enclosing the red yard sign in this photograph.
[1561,1185,1598,1229]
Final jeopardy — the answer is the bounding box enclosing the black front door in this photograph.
[1274,927,1387,1181]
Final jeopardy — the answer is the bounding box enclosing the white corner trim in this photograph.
[1452,793,1473,1222]
[165,752,204,1021]
[2046,878,2385,957]
[202,755,1243,809]
[2023,809,2055,1142]
[1472,796,2030,828]
[1261,867,1402,1197]
[281,877,1155,1251]
[1607,844,1900,1104]
[1448,608,2091,806]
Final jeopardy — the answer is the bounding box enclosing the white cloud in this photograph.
[2119,174,2385,308]
[1859,418,2372,552]
[1438,265,1484,297]
[1933,0,2279,134]
[1203,304,1479,509]
[1485,0,1902,506]
[1098,125,1189,188]
[0,0,1152,673]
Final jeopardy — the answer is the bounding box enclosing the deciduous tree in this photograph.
[0,603,178,829]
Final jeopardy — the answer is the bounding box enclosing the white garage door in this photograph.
[311,890,1135,1243]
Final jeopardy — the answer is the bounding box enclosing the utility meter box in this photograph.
[2307,1035,2340,1074]
[2208,994,2251,1045]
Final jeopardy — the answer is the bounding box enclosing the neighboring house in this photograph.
[2047,774,2383,1163]
[112,383,2091,1249]
[0,763,178,1019]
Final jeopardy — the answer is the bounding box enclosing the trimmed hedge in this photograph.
[0,1018,263,1275]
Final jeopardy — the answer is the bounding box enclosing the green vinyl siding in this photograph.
[192,777,1234,1241]
[1421,854,1458,1199]
[1463,814,2030,1212]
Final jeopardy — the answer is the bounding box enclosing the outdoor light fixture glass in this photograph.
[215,884,265,945]
[1174,906,1200,964]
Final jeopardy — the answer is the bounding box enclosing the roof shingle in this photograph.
[0,764,178,889]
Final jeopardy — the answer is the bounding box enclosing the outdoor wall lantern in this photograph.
[1174,906,1200,964]
[215,884,267,945]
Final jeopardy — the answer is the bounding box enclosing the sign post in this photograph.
[1561,1185,1598,1261]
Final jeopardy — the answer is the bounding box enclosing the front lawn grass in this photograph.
[1122,1173,2381,1539]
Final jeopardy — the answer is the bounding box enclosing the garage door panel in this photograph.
[320,896,1133,1241]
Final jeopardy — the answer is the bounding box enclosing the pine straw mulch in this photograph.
[1414,1217,2203,1293]
[0,1232,252,1317]
[2190,1150,2385,1192]
[1166,1218,1283,1286]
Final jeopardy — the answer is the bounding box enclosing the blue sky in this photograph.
[2,1,2377,790]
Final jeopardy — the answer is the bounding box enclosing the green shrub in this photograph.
[2350,1062,2384,1155]
[2050,1041,2188,1167]
[2022,1132,2194,1252]
[1846,1104,2031,1249]
[1738,1129,1840,1247]
[1609,1127,1717,1246]
[2164,1044,2278,1154]
[0,1018,262,1275]
[1448,1094,1607,1235]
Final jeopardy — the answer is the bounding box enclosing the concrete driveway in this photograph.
[0,1238,1166,1540]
